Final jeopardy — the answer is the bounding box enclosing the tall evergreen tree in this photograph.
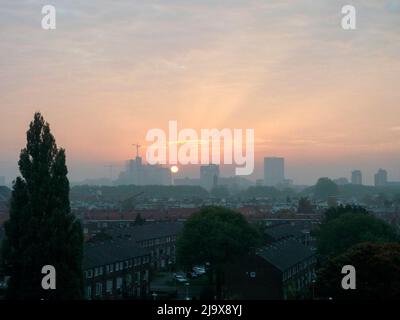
[0,113,83,299]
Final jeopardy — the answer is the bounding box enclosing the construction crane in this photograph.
[133,143,141,158]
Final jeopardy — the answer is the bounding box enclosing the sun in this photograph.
[170,165,179,173]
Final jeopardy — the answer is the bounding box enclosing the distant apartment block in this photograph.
[117,156,171,185]
[264,157,285,187]
[200,164,219,191]
[351,170,362,185]
[374,169,388,187]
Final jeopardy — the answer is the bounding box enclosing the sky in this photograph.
[1,0,400,185]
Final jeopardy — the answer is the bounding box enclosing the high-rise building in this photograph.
[0,176,5,186]
[374,169,387,187]
[117,156,171,185]
[351,170,362,185]
[200,164,219,191]
[264,157,285,186]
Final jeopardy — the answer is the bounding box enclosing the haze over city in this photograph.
[1,0,400,185]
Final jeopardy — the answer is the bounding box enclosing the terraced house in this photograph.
[225,239,316,299]
[107,222,183,270]
[83,240,151,300]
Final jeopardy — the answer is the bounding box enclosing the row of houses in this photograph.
[225,221,317,299]
[84,241,150,299]
[82,222,183,300]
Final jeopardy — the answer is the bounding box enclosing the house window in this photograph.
[119,262,123,270]
[106,280,113,293]
[106,265,109,273]
[116,277,123,289]
[136,272,141,283]
[86,286,92,299]
[98,267,103,276]
[250,271,256,278]
[124,261,129,269]
[115,263,120,271]
[110,264,114,273]
[134,258,140,266]
[95,283,103,297]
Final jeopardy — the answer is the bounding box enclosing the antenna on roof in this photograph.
[133,143,141,158]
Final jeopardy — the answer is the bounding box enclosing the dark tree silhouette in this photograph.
[297,197,314,214]
[324,204,368,222]
[316,243,400,299]
[176,206,261,299]
[1,113,83,299]
[314,177,338,200]
[134,212,145,225]
[316,210,399,258]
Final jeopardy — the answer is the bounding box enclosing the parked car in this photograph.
[193,265,206,275]
[186,271,199,279]
[173,273,188,283]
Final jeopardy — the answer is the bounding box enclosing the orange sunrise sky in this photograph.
[1,0,400,185]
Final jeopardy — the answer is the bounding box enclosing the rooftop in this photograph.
[264,222,309,241]
[257,239,315,271]
[108,221,184,241]
[83,240,150,269]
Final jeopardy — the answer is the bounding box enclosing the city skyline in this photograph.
[1,1,400,185]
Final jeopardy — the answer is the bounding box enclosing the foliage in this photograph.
[316,211,399,258]
[176,206,262,298]
[297,197,314,214]
[314,177,338,200]
[0,113,83,299]
[316,243,400,299]
[324,204,368,222]
[134,212,145,225]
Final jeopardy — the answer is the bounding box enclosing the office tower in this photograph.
[117,156,171,185]
[351,170,362,185]
[264,157,285,186]
[0,176,5,186]
[374,169,388,187]
[200,164,219,191]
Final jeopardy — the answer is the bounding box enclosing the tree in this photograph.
[316,243,400,299]
[314,178,338,200]
[297,197,314,214]
[0,113,83,299]
[316,211,399,258]
[176,206,261,298]
[324,204,368,222]
[134,212,145,225]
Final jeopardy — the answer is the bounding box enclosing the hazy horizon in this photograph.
[1,1,400,185]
